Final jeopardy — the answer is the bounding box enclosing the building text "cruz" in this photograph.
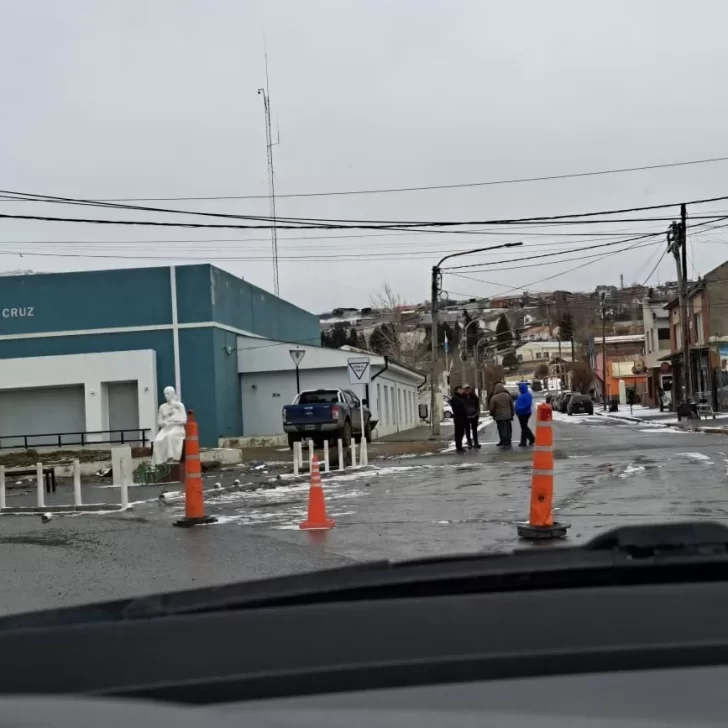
[2,307,34,318]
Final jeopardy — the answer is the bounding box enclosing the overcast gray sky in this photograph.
[1,0,728,313]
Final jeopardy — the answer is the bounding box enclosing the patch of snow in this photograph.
[551,411,592,425]
[678,452,712,462]
[619,464,646,478]
[638,428,680,434]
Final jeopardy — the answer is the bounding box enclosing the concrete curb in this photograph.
[1,503,128,515]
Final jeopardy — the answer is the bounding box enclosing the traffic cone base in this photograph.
[174,514,218,528]
[517,521,569,541]
[300,455,335,531]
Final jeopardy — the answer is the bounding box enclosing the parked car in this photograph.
[557,391,574,413]
[282,388,377,449]
[443,397,453,419]
[531,379,543,392]
[567,393,594,416]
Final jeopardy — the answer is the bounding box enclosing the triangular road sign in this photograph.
[289,349,306,366]
[347,356,371,384]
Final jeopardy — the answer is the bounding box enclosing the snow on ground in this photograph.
[678,452,713,463]
[550,410,598,425]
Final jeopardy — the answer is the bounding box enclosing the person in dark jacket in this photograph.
[489,382,515,449]
[450,386,468,453]
[462,384,481,449]
[515,381,536,447]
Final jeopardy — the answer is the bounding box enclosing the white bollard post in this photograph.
[36,462,45,508]
[292,442,300,477]
[308,438,314,471]
[351,440,357,469]
[323,440,330,473]
[72,459,82,506]
[119,459,129,510]
[298,441,304,471]
[0,465,5,510]
[360,436,368,466]
[337,439,344,471]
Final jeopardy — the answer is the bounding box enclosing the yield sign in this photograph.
[289,349,306,366]
[347,356,371,384]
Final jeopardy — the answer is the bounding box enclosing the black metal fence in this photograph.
[0,429,152,451]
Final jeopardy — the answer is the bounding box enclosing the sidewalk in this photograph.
[594,404,728,433]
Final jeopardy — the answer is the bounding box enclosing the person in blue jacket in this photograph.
[515,381,535,447]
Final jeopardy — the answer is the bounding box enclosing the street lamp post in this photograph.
[429,242,523,435]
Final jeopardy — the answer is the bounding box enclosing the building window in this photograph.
[536,353,542,359]
[695,312,704,345]
[544,352,550,359]
[658,328,670,341]
[384,387,390,425]
[398,389,403,425]
[377,383,381,421]
[517,354,523,361]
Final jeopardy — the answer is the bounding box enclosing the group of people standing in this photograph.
[450,381,536,452]
[450,384,482,452]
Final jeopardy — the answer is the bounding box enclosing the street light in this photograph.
[429,242,523,434]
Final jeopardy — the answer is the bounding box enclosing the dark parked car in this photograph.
[567,393,594,416]
[557,391,574,413]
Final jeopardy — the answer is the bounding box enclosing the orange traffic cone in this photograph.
[174,410,218,528]
[517,403,569,541]
[300,455,335,531]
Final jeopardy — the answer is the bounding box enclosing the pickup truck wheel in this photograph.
[364,421,372,442]
[340,421,352,448]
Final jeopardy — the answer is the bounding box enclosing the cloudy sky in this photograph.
[1,0,728,314]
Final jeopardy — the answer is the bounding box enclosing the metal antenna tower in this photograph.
[257,48,280,295]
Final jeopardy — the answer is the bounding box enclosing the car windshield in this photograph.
[297,391,340,404]
[0,1,718,626]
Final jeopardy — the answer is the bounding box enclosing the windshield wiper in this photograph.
[3,521,728,630]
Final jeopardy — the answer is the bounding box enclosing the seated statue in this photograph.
[152,386,187,466]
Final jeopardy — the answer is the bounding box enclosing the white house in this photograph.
[514,340,575,365]
[237,339,425,440]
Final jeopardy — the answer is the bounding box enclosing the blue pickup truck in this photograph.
[282,388,376,449]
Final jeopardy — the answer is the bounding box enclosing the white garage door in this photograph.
[0,386,86,448]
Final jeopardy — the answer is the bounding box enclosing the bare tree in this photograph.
[570,360,595,394]
[370,283,427,368]
[482,364,506,401]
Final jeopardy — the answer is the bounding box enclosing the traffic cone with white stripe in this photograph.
[517,403,569,540]
[300,455,335,531]
[173,410,218,528]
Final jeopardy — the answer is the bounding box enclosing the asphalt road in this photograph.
[1,412,727,616]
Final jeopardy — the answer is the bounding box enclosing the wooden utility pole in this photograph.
[668,211,693,402]
[600,292,607,409]
[429,265,440,435]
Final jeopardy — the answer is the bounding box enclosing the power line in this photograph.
[5,187,728,229]
[5,154,727,201]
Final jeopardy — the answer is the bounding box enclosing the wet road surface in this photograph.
[1,412,727,615]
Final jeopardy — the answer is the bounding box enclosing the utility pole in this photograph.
[257,48,280,296]
[430,265,440,435]
[668,212,693,403]
[600,292,607,409]
[429,242,523,435]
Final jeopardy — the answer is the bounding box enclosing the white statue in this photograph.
[152,386,187,466]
